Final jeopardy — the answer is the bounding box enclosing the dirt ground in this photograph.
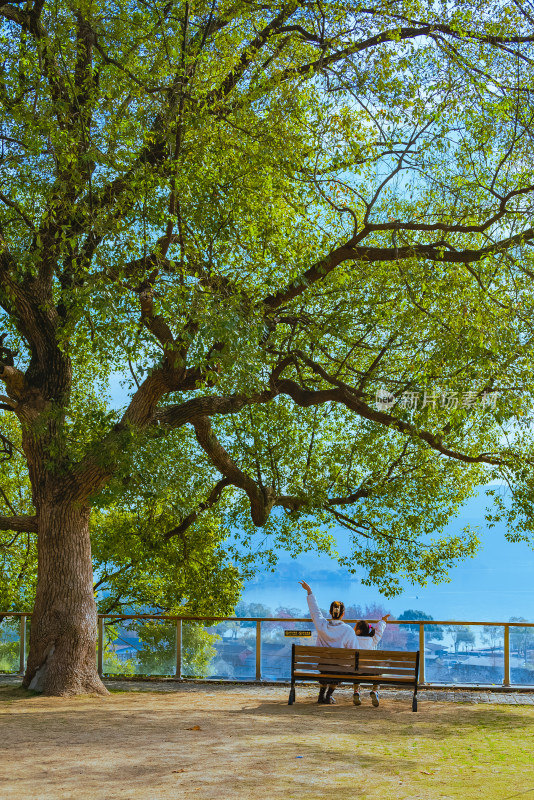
[1,681,534,800]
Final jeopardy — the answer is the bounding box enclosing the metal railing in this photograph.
[1,612,533,687]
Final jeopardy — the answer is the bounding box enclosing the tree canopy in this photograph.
[1,0,534,692]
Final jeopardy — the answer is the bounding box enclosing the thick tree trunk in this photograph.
[22,503,108,696]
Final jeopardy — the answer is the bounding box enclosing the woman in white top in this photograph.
[299,580,390,705]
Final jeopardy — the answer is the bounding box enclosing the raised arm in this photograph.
[372,614,390,647]
[299,580,329,634]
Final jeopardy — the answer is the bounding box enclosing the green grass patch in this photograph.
[304,703,534,799]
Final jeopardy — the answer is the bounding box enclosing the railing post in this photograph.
[503,624,510,686]
[97,616,104,676]
[256,620,261,681]
[418,622,425,684]
[175,618,182,680]
[18,615,26,675]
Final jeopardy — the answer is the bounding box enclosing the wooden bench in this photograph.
[288,644,420,711]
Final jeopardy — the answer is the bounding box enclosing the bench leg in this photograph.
[412,690,418,712]
[288,685,296,705]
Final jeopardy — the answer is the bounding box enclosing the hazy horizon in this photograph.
[242,492,534,623]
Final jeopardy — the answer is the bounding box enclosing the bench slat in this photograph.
[293,647,355,657]
[295,659,343,665]
[350,676,416,683]
[356,669,416,677]
[294,652,357,660]
[294,667,416,677]
[295,644,417,661]
[294,665,415,676]
[295,656,415,668]
[358,651,417,661]
[293,672,416,683]
[357,656,416,662]
[293,647,417,661]
[357,660,416,668]
[294,659,357,666]
[293,671,359,679]
[325,654,415,663]
[294,666,356,672]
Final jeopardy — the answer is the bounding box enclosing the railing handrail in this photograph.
[2,611,534,687]
[1,611,534,626]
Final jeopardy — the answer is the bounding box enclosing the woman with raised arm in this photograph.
[298,580,359,704]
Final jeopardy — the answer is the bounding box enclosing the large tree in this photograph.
[1,0,534,695]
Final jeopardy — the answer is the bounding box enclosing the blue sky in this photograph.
[242,492,534,623]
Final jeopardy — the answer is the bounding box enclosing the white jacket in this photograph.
[354,618,386,650]
[307,593,359,648]
[306,593,387,650]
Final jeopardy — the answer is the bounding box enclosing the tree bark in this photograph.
[22,502,108,696]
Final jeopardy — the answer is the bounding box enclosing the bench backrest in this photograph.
[292,645,419,680]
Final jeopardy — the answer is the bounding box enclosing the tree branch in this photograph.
[272,375,503,465]
[206,3,300,105]
[262,226,534,311]
[0,192,35,230]
[163,478,231,540]
[0,514,38,533]
[193,416,276,526]
[269,25,437,84]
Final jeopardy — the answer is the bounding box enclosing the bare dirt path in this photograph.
[1,680,534,800]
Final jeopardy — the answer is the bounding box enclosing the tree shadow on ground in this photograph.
[234,696,534,739]
[2,692,533,800]
[0,685,39,702]
[0,701,418,799]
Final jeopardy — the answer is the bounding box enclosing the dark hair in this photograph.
[329,600,345,620]
[355,620,375,637]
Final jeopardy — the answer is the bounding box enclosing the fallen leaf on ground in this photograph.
[420,771,434,775]
[172,769,186,773]
[187,725,201,730]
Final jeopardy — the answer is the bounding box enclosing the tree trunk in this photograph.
[22,502,108,696]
